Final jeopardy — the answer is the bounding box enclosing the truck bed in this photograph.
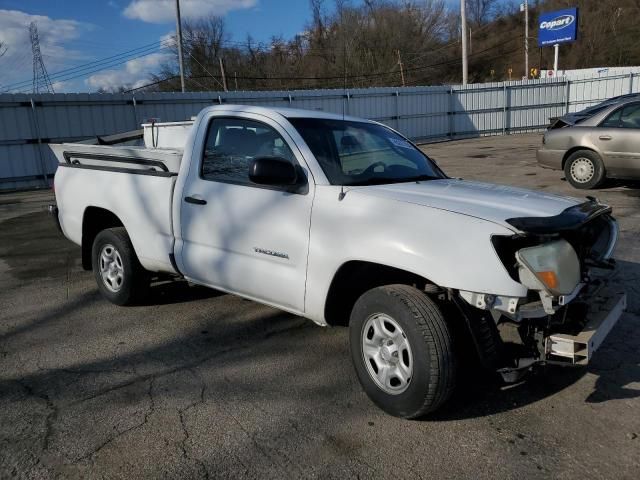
[51,143,180,275]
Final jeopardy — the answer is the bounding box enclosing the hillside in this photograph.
[143,0,640,92]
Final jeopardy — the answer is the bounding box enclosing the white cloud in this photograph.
[86,52,171,91]
[0,9,89,92]
[123,0,257,23]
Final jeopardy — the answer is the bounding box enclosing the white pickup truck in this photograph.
[50,105,626,418]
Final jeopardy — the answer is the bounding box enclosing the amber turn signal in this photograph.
[536,271,559,290]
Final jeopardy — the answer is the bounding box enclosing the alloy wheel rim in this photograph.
[361,313,413,395]
[99,244,125,293]
[570,157,595,183]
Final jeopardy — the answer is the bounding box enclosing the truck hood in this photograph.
[353,179,581,232]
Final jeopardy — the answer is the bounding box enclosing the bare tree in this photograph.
[0,42,7,59]
[138,0,640,92]
[466,0,498,26]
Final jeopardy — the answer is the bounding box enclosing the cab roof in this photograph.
[200,104,375,124]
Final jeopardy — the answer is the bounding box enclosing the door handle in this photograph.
[599,135,612,141]
[184,196,207,205]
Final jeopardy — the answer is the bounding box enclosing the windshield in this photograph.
[288,118,444,186]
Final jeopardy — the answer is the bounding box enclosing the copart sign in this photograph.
[538,8,579,47]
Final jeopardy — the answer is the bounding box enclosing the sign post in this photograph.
[538,7,579,76]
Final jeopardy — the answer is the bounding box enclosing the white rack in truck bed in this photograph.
[49,143,183,175]
[49,120,195,175]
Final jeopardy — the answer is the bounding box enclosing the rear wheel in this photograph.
[564,150,605,189]
[92,227,149,305]
[349,285,456,418]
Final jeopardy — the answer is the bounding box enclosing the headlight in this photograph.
[516,239,580,295]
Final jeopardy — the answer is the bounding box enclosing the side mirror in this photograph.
[249,157,298,186]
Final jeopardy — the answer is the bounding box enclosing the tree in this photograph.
[466,0,498,26]
[139,0,640,92]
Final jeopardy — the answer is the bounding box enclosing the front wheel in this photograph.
[91,227,149,305]
[349,285,456,418]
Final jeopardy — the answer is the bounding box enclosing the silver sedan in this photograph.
[537,98,640,189]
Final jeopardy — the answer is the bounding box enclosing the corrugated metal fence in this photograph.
[1,71,638,191]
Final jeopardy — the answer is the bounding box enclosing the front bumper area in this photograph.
[546,285,626,365]
[459,278,626,382]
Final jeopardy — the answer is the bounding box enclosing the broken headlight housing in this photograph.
[516,239,580,296]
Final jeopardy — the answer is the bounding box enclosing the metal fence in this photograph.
[1,70,639,191]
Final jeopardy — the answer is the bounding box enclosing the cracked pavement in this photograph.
[1,134,639,479]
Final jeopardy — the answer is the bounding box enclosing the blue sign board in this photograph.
[538,8,579,47]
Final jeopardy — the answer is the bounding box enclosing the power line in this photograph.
[11,50,171,94]
[7,41,174,91]
[2,39,175,92]
[124,76,178,92]
[186,51,225,89]
[222,36,523,82]
[126,36,523,92]
[6,28,523,94]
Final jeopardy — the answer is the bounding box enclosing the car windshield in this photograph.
[288,117,444,186]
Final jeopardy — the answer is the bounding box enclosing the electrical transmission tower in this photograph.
[29,22,55,94]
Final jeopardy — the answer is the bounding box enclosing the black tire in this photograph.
[91,227,149,305]
[349,284,456,419]
[564,150,605,189]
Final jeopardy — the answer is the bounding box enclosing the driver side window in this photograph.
[600,109,621,128]
[600,103,640,129]
[619,104,640,129]
[201,118,296,185]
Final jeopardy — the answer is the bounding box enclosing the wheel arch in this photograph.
[562,146,599,170]
[323,260,439,326]
[81,207,125,270]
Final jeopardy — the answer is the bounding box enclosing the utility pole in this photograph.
[461,0,468,85]
[219,57,228,92]
[174,0,185,93]
[523,1,529,78]
[396,50,405,87]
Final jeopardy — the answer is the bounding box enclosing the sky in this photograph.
[0,0,322,93]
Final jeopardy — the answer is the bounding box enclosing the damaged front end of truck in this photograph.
[458,197,626,382]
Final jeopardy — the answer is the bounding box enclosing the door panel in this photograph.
[177,114,313,312]
[593,103,640,177]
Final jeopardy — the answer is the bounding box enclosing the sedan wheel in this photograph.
[564,150,605,189]
[569,157,595,184]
